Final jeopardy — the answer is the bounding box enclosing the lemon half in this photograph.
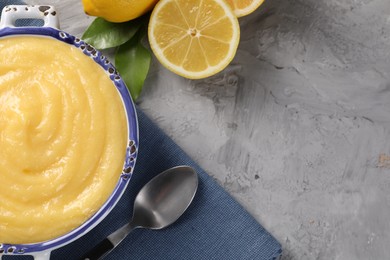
[148,0,240,79]
[225,0,265,17]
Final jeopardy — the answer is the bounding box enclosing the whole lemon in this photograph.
[82,0,159,22]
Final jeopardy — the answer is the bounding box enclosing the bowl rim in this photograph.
[0,26,139,255]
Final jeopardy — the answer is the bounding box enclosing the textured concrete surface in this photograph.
[25,0,390,259]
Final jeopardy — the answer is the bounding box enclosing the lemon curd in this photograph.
[0,37,128,244]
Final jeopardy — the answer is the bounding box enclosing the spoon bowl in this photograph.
[82,165,198,260]
[132,165,198,229]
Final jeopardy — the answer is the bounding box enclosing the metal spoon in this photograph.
[81,165,198,260]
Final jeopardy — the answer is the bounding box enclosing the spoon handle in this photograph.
[80,222,136,260]
[81,238,114,260]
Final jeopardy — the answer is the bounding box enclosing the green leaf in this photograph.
[115,29,151,101]
[82,17,142,49]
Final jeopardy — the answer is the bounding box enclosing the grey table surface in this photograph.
[25,0,390,259]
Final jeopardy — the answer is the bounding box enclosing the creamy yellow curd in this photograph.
[0,36,128,244]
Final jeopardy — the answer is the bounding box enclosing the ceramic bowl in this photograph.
[0,5,138,260]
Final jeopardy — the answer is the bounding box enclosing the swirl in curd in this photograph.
[0,36,128,244]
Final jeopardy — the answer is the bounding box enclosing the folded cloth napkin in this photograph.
[1,2,282,259]
[51,110,282,260]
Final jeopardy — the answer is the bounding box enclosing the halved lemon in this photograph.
[148,0,240,79]
[225,0,265,17]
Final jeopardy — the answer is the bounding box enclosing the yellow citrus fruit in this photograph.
[225,0,265,17]
[148,0,240,79]
[82,0,159,22]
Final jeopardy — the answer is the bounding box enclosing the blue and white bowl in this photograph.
[0,5,138,259]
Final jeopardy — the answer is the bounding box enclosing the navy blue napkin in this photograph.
[50,109,282,260]
[1,2,282,259]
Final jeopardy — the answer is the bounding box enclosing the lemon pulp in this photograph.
[148,0,240,79]
[225,0,265,17]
